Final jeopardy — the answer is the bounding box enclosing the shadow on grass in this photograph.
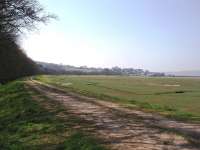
[0,81,106,150]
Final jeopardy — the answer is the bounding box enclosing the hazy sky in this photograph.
[22,0,200,72]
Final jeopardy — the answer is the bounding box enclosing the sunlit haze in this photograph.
[22,0,200,72]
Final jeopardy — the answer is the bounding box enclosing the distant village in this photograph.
[37,62,167,77]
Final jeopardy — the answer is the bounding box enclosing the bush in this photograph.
[0,37,38,84]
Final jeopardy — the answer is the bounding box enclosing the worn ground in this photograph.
[27,80,200,150]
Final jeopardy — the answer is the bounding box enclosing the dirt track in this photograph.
[27,80,200,150]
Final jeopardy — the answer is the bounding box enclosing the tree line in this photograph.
[38,62,166,77]
[0,0,53,84]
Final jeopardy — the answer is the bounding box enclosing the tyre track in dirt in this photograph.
[27,80,200,150]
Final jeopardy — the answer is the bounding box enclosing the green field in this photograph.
[36,75,200,121]
[0,81,106,149]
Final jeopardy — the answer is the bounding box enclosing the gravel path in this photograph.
[27,80,200,150]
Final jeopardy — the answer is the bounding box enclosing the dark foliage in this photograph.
[0,38,38,84]
[0,0,54,84]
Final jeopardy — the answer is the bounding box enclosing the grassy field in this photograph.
[0,81,106,150]
[35,75,200,121]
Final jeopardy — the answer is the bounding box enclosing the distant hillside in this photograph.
[37,62,165,76]
[167,70,200,77]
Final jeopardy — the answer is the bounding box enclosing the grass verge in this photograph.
[0,81,106,150]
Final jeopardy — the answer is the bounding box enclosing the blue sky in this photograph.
[22,0,200,72]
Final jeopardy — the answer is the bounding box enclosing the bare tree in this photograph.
[0,0,55,38]
[0,0,55,83]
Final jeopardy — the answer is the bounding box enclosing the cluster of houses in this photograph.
[37,62,166,77]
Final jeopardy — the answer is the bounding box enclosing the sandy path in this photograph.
[27,80,200,150]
